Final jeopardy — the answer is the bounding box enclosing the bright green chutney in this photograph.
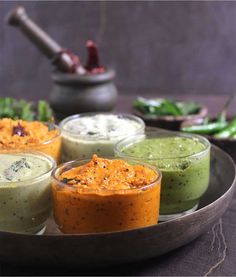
[122,136,210,215]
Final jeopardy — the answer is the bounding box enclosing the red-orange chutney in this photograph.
[51,155,161,234]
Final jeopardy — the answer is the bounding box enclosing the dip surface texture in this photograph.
[63,114,142,139]
[0,118,58,147]
[60,114,144,161]
[0,153,54,234]
[121,136,210,215]
[0,118,61,163]
[52,155,161,234]
[0,154,50,182]
[125,137,206,159]
[59,154,157,191]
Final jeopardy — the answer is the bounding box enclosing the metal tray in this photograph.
[0,145,235,269]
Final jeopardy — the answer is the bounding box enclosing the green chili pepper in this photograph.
[203,117,210,125]
[214,118,236,138]
[182,121,228,135]
[230,130,236,138]
[215,110,227,124]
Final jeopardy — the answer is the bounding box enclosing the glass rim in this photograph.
[0,151,56,186]
[52,156,162,194]
[59,112,145,140]
[114,130,211,161]
[40,123,61,145]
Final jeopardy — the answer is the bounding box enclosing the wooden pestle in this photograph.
[6,6,86,74]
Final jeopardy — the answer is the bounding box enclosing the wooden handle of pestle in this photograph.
[6,6,86,73]
[6,6,62,59]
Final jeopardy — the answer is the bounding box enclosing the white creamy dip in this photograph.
[60,114,145,161]
[62,114,143,139]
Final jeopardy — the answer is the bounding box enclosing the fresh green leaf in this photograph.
[133,97,200,116]
[176,101,201,116]
[21,102,35,121]
[162,100,183,116]
[216,111,227,123]
[0,97,53,122]
[37,100,53,122]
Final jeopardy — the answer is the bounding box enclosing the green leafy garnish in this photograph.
[176,101,201,116]
[133,97,201,116]
[37,100,53,122]
[0,98,53,122]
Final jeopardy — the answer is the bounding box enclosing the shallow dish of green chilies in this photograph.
[181,118,236,162]
[133,98,208,131]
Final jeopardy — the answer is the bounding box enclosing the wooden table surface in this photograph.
[0,93,236,276]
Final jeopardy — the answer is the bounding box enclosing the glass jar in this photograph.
[0,122,61,164]
[0,151,55,234]
[51,157,161,234]
[115,131,211,221]
[59,113,145,162]
[31,123,61,163]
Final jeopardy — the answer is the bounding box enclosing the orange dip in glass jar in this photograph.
[51,155,161,234]
[0,118,61,163]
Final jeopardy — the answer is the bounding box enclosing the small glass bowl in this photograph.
[30,124,61,163]
[59,113,145,162]
[51,157,161,234]
[0,123,61,164]
[0,151,56,234]
[114,131,211,221]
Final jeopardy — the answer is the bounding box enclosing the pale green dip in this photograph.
[0,153,54,234]
[121,136,210,215]
[0,154,50,182]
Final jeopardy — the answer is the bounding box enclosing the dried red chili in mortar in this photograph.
[85,40,105,74]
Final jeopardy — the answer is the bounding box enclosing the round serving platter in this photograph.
[0,145,235,268]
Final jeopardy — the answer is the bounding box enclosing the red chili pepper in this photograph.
[85,40,105,74]
[12,123,27,137]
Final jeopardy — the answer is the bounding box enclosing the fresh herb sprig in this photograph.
[0,98,53,122]
[133,97,201,116]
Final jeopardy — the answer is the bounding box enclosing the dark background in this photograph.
[1,3,236,276]
[1,1,236,100]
